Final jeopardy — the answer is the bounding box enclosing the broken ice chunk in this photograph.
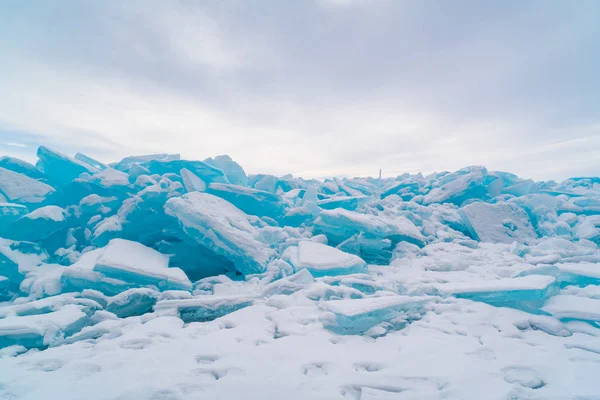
[107,288,159,318]
[555,262,600,287]
[287,241,367,277]
[180,168,207,192]
[0,167,55,204]
[0,305,90,349]
[154,294,256,323]
[61,240,192,295]
[459,201,537,244]
[204,154,247,186]
[93,239,192,291]
[321,295,429,334]
[262,269,314,297]
[0,156,47,181]
[437,275,558,311]
[144,159,227,185]
[542,295,600,322]
[165,192,275,275]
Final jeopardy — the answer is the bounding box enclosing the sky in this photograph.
[0,0,599,181]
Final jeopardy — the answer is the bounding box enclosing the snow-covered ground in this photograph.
[1,148,600,399]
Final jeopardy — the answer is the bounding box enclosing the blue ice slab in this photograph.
[165,192,275,276]
[0,156,47,181]
[143,159,227,185]
[207,183,286,219]
[437,275,558,312]
[317,196,371,211]
[554,262,600,287]
[204,155,247,186]
[321,295,429,335]
[106,288,159,318]
[75,152,107,171]
[154,294,256,323]
[284,241,367,278]
[36,146,98,186]
[0,276,8,299]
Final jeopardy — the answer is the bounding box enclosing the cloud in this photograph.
[0,1,598,181]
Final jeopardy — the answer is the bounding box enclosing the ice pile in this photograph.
[1,147,600,399]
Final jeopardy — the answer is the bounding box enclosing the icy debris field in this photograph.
[1,147,600,400]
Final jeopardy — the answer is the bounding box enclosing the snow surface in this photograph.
[1,150,600,399]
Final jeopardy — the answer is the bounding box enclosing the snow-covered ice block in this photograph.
[0,293,101,318]
[93,239,192,291]
[0,203,28,228]
[8,205,67,241]
[207,183,285,219]
[438,275,558,311]
[287,241,367,277]
[0,305,89,349]
[0,167,55,204]
[61,240,192,294]
[36,146,97,186]
[321,295,429,334]
[165,192,275,275]
[459,201,537,244]
[555,262,600,287]
[542,295,600,322]
[262,269,314,297]
[204,154,247,186]
[154,294,257,323]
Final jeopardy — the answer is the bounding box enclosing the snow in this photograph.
[1,146,600,398]
[22,205,66,222]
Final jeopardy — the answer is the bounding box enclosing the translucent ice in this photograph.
[36,146,97,186]
[285,240,367,277]
[165,192,275,275]
[0,167,55,204]
[207,183,286,219]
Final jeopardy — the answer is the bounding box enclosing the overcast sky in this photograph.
[0,0,599,180]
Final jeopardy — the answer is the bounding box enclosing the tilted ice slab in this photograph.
[8,205,67,242]
[321,295,430,334]
[207,183,285,219]
[459,201,537,244]
[315,207,423,246]
[165,192,275,275]
[542,295,600,322]
[0,167,55,204]
[284,240,367,277]
[437,275,558,311]
[154,294,257,323]
[36,146,98,186]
